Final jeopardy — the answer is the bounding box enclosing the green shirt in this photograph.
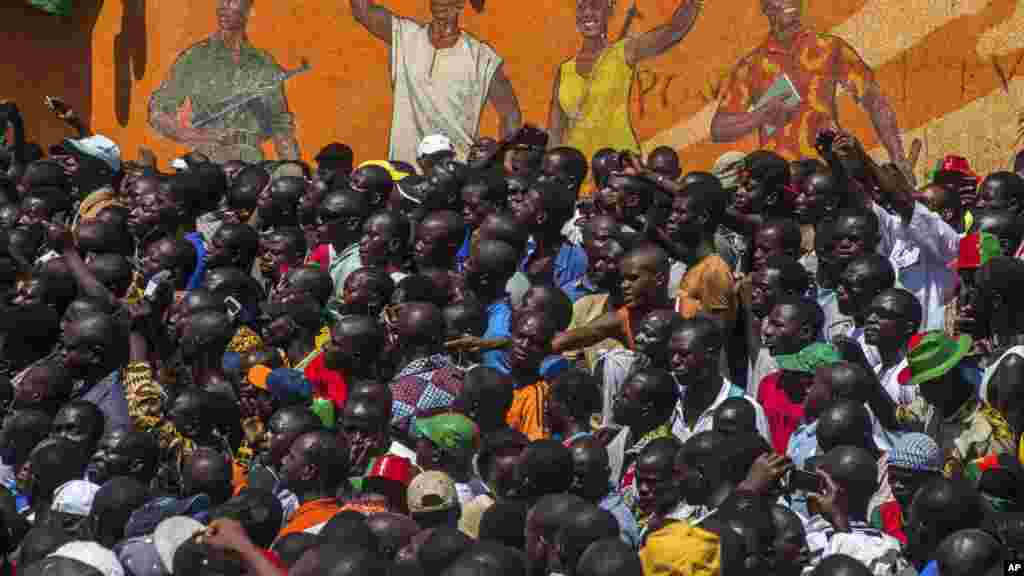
[148,35,296,163]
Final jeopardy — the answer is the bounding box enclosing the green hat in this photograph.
[907,331,972,387]
[775,342,841,374]
[415,413,480,454]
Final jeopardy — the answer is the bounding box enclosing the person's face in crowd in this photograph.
[300,179,325,217]
[836,263,877,319]
[10,278,47,307]
[508,314,551,374]
[413,218,452,267]
[593,185,625,222]
[217,0,251,33]
[668,328,715,386]
[914,184,955,223]
[503,147,533,177]
[468,137,498,166]
[0,204,21,229]
[170,393,205,440]
[761,0,802,35]
[359,215,397,266]
[751,226,788,273]
[12,366,51,409]
[324,322,371,372]
[793,174,827,224]
[204,229,234,269]
[666,193,704,244]
[714,403,753,437]
[750,268,785,319]
[539,152,577,192]
[60,321,105,376]
[341,408,386,470]
[975,177,1018,213]
[488,444,525,498]
[167,293,211,344]
[803,367,834,421]
[619,255,660,310]
[415,437,446,473]
[17,197,49,228]
[613,372,651,427]
[128,192,172,237]
[636,455,676,516]
[576,0,612,38]
[264,411,307,466]
[888,466,937,512]
[863,292,912,350]
[829,216,874,268]
[633,310,675,368]
[585,215,618,255]
[51,406,98,449]
[342,271,380,315]
[140,237,179,280]
[130,176,160,205]
[734,167,768,214]
[508,185,544,229]
[258,236,298,280]
[86,431,137,485]
[587,242,622,291]
[461,245,489,295]
[649,150,682,182]
[761,303,806,356]
[543,391,573,436]
[461,185,495,230]
[674,447,711,506]
[569,446,609,502]
[279,435,313,490]
[261,311,295,349]
[349,167,388,209]
[957,268,981,336]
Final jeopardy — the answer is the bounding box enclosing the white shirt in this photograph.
[851,326,882,371]
[875,354,916,408]
[389,17,502,166]
[670,378,772,444]
[872,202,959,332]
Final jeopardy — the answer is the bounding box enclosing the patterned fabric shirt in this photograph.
[803,516,910,576]
[228,325,264,354]
[717,27,874,161]
[918,397,1015,477]
[389,354,465,437]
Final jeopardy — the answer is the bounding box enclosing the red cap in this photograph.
[368,455,414,486]
[940,155,978,181]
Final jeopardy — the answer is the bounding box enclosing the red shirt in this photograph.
[304,353,348,411]
[757,371,806,454]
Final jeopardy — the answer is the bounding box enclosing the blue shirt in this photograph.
[183,232,207,291]
[785,420,819,518]
[600,489,641,550]
[919,561,937,576]
[522,240,588,297]
[455,228,472,273]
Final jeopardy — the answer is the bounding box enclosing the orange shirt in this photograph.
[276,498,341,540]
[506,380,550,441]
[676,254,738,330]
[617,306,637,350]
[717,27,874,161]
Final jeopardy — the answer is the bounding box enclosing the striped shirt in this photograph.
[803,516,909,576]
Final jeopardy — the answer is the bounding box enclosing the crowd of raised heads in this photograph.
[0,101,1023,576]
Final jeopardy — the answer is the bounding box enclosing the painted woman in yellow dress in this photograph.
[548,0,704,194]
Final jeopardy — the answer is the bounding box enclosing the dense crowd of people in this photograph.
[0,97,1021,576]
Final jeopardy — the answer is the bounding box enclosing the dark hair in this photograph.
[462,169,508,207]
[90,476,150,548]
[550,369,601,424]
[774,295,825,339]
[319,511,379,554]
[418,527,473,576]
[476,427,529,485]
[478,500,529,550]
[575,539,642,576]
[760,219,803,257]
[272,533,319,568]
[212,488,284,549]
[761,255,811,295]
[555,503,620,575]
[268,226,308,259]
[518,440,574,499]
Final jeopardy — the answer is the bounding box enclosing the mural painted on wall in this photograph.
[82,0,1024,183]
[146,0,303,164]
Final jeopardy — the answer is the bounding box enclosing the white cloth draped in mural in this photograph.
[389,17,501,166]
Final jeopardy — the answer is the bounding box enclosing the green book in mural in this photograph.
[26,0,71,16]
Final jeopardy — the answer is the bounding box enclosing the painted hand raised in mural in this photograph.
[171,97,231,147]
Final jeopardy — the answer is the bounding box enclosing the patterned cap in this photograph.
[50,542,125,576]
[887,432,941,473]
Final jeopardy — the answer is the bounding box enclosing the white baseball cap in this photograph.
[417,134,454,158]
[50,541,125,576]
[154,516,205,574]
[62,135,122,173]
[51,480,101,517]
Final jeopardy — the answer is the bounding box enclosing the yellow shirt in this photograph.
[640,521,721,576]
[558,40,640,197]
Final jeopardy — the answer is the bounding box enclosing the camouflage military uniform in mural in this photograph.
[148,37,298,164]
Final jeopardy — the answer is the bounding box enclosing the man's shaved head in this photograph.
[816,400,873,453]
[622,242,670,276]
[396,302,444,349]
[935,529,1004,576]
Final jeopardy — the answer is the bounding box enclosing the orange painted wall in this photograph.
[69,0,1024,180]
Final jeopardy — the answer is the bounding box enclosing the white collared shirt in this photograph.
[670,378,771,444]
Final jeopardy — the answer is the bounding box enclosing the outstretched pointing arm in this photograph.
[625,0,702,66]
[351,0,394,44]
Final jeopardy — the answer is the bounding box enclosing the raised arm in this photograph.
[547,73,567,148]
[351,0,394,44]
[551,310,626,354]
[487,64,522,140]
[624,0,701,66]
